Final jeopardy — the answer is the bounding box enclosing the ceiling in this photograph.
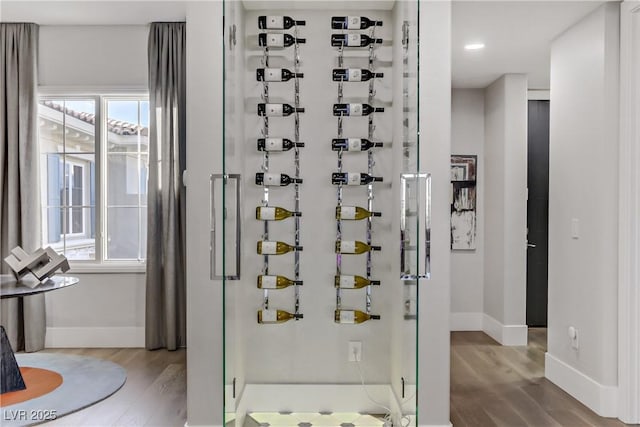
[0,1,187,25]
[452,1,606,89]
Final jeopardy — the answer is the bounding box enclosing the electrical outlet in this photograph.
[348,341,362,362]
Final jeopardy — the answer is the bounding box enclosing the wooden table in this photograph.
[0,275,78,394]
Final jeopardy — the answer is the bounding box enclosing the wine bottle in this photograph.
[335,206,381,220]
[258,275,303,289]
[331,172,383,186]
[334,309,380,324]
[258,103,305,117]
[331,34,382,48]
[257,240,303,255]
[257,68,304,82]
[259,33,306,48]
[335,240,381,254]
[257,138,305,152]
[256,206,301,221]
[331,138,383,151]
[331,16,383,30]
[258,309,303,324]
[255,173,302,186]
[332,103,384,116]
[335,275,380,289]
[258,16,306,30]
[332,68,384,82]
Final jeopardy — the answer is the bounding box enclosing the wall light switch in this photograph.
[571,218,580,239]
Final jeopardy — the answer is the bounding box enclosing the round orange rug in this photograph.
[0,367,63,407]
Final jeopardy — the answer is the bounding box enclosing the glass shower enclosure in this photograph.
[213,1,427,425]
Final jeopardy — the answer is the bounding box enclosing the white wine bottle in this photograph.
[257,240,303,255]
[336,206,381,220]
[335,240,381,254]
[334,309,380,324]
[335,275,380,289]
[258,275,303,289]
[256,206,301,221]
[258,309,303,324]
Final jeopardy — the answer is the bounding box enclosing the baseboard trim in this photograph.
[45,326,144,348]
[545,352,618,417]
[482,314,528,346]
[450,312,484,331]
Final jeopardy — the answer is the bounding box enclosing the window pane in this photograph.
[107,207,141,260]
[46,207,96,260]
[107,153,143,205]
[107,100,148,153]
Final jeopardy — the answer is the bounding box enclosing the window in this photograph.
[39,96,149,264]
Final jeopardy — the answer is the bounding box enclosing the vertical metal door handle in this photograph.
[210,174,241,280]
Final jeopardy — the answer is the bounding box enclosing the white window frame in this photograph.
[39,89,149,273]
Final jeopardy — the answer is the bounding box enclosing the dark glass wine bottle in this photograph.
[257,138,305,151]
[332,103,384,116]
[332,68,384,82]
[331,16,383,30]
[258,16,306,30]
[259,33,306,48]
[257,68,304,82]
[256,173,303,186]
[258,103,305,117]
[331,172,383,186]
[331,34,382,48]
[331,138,383,151]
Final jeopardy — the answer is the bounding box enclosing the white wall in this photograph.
[546,3,620,416]
[419,2,452,425]
[39,25,148,88]
[185,2,224,425]
[450,89,484,330]
[483,74,528,345]
[36,25,149,347]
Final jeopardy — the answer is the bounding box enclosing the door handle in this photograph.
[527,243,537,248]
[210,174,241,280]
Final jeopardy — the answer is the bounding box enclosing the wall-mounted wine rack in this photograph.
[332,16,384,325]
[255,16,306,324]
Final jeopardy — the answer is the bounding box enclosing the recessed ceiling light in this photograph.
[464,43,485,51]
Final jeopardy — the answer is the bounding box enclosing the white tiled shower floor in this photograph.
[245,412,388,427]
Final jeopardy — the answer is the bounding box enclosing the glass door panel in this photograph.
[222,2,423,425]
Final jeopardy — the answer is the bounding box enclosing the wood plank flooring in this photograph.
[39,348,186,427]
[28,331,636,426]
[451,329,635,427]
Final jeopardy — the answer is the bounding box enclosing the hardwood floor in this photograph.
[27,332,635,426]
[39,348,186,427]
[451,329,634,427]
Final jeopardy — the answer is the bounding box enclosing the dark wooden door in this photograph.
[527,100,550,327]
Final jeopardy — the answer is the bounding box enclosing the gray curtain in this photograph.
[0,23,45,352]
[145,22,186,350]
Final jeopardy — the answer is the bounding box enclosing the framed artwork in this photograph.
[451,155,477,250]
